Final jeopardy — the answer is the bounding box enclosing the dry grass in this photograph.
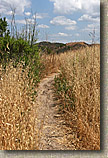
[40,53,61,77]
[54,45,100,150]
[0,63,39,150]
[0,52,60,150]
[0,45,100,150]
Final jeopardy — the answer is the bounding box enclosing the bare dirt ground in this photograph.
[34,73,76,150]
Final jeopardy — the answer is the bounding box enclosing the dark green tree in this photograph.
[0,17,9,37]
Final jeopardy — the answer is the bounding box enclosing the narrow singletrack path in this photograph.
[34,73,76,150]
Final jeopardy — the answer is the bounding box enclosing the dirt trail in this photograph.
[34,73,76,150]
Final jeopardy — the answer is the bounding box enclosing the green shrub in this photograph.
[54,72,75,111]
[0,17,42,99]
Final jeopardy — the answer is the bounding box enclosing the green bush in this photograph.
[54,73,75,111]
[0,17,9,37]
[46,47,52,54]
[0,17,42,98]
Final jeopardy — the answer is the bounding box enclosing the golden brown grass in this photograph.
[40,53,61,77]
[0,45,100,150]
[53,45,100,150]
[0,52,60,150]
[0,63,39,150]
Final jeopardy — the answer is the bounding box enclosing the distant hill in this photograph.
[36,41,100,54]
[66,42,89,48]
[37,41,65,50]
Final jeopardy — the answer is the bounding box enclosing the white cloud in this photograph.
[4,11,13,15]
[50,16,76,26]
[49,0,100,15]
[48,33,72,43]
[78,14,100,36]
[49,32,72,37]
[0,0,31,15]
[6,18,26,24]
[15,19,26,24]
[75,33,80,37]
[58,32,68,36]
[65,26,76,30]
[12,18,34,24]
[88,23,100,29]
[37,24,49,29]
[25,12,31,16]
[82,23,100,32]
[33,13,49,19]
[78,14,100,23]
[8,19,49,28]
[91,12,100,17]
[13,18,34,24]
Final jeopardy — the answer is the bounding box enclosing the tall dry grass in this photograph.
[40,53,61,77]
[54,45,100,150]
[0,52,60,150]
[0,63,39,150]
[0,45,100,150]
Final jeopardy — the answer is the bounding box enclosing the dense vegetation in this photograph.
[54,46,100,150]
[0,17,42,149]
[0,16,42,89]
[0,16,100,150]
[36,41,92,54]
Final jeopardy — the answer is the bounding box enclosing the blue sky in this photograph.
[0,0,100,43]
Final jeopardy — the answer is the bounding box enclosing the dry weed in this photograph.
[40,53,61,77]
[0,45,100,150]
[0,63,39,150]
[54,45,100,150]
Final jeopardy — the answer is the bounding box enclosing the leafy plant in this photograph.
[0,16,42,98]
[54,73,75,111]
[0,17,9,37]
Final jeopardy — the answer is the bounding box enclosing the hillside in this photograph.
[36,41,100,54]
